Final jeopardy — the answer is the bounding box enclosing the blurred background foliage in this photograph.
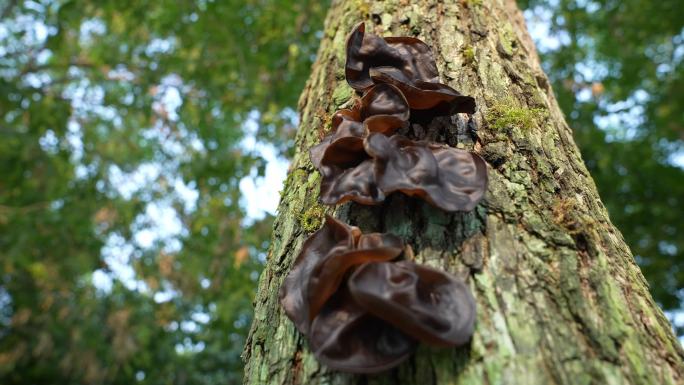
[0,0,681,384]
[0,0,326,383]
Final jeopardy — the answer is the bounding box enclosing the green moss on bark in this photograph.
[299,205,324,233]
[486,99,546,130]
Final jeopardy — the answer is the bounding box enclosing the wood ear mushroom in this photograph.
[280,22,486,374]
[313,22,486,211]
[346,22,475,114]
[349,260,476,347]
[279,216,475,373]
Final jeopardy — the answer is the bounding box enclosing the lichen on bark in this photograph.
[242,0,684,384]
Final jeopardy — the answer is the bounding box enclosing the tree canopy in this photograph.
[0,0,681,383]
[1,0,326,383]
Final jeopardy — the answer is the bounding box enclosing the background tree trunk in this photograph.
[242,0,684,384]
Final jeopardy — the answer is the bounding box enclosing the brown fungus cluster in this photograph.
[280,23,488,374]
[349,261,476,347]
[365,133,487,212]
[312,22,487,210]
[280,216,475,373]
[345,23,475,116]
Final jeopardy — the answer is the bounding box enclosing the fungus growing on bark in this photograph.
[345,22,475,114]
[318,159,383,205]
[279,215,360,335]
[310,83,410,173]
[280,22,486,374]
[346,22,439,91]
[313,23,486,210]
[280,215,405,333]
[308,288,416,374]
[309,108,362,171]
[310,83,410,205]
[349,260,476,347]
[315,131,488,210]
[369,66,476,114]
[307,232,404,320]
[280,216,478,373]
[360,83,410,133]
[364,133,488,212]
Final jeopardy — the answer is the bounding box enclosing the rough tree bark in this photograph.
[242,0,684,384]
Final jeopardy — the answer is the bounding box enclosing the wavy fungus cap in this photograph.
[309,287,416,373]
[279,215,360,335]
[345,22,475,114]
[345,22,439,91]
[360,83,410,134]
[318,159,384,205]
[309,107,363,171]
[348,260,476,347]
[307,232,404,319]
[370,66,476,114]
[311,84,411,205]
[310,82,410,170]
[364,133,488,212]
[310,83,409,171]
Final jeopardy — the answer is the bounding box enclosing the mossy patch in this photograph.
[281,169,308,196]
[497,22,517,57]
[353,0,370,17]
[486,99,546,131]
[463,45,475,64]
[332,83,353,108]
[464,0,483,7]
[299,205,325,233]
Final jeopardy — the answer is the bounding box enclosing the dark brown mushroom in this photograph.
[345,22,439,92]
[310,107,364,170]
[319,159,384,205]
[315,84,409,173]
[360,83,410,133]
[383,36,441,83]
[309,287,416,373]
[348,260,476,347]
[312,83,411,205]
[345,22,403,91]
[283,22,488,374]
[345,22,475,115]
[363,132,488,212]
[279,215,360,335]
[310,83,409,171]
[307,232,404,320]
[370,66,476,114]
[332,107,365,137]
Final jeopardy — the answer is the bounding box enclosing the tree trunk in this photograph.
[242,0,684,384]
